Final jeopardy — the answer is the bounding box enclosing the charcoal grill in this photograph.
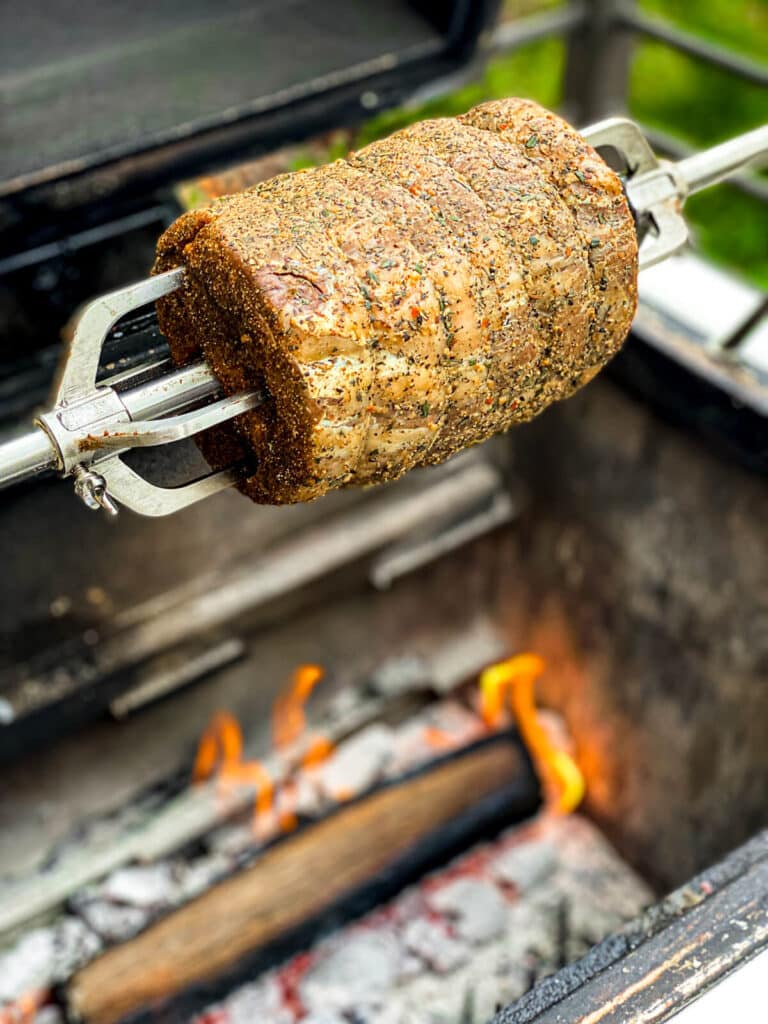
[0,2,766,1023]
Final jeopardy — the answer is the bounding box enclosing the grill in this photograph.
[0,3,766,1023]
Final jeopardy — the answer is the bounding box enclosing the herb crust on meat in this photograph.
[154,98,637,504]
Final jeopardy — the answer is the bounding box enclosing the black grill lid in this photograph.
[0,0,495,204]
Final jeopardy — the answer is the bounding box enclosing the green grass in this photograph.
[628,31,768,286]
[638,0,768,63]
[291,1,768,288]
[288,35,566,170]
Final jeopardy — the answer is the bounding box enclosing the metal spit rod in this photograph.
[675,125,768,194]
[0,361,224,486]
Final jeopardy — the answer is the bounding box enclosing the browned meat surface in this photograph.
[461,99,638,378]
[154,99,637,504]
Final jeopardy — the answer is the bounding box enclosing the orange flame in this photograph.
[302,734,334,768]
[479,655,584,814]
[422,725,455,750]
[193,711,274,828]
[193,664,333,836]
[273,664,325,750]
[193,711,243,781]
[0,989,48,1024]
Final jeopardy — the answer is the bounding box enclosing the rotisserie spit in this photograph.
[0,100,765,514]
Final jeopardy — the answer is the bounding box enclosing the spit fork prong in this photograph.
[34,267,263,516]
[582,119,768,269]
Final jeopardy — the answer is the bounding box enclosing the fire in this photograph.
[193,711,274,826]
[193,711,243,782]
[273,663,325,750]
[302,734,334,767]
[479,654,585,814]
[193,664,332,834]
[422,725,455,750]
[0,990,47,1024]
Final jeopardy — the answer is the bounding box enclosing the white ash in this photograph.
[308,724,394,801]
[73,900,150,944]
[470,973,528,1024]
[496,894,562,964]
[100,863,180,909]
[387,701,485,777]
[205,823,258,858]
[490,839,558,893]
[214,974,293,1024]
[427,878,508,945]
[291,769,330,819]
[178,852,232,901]
[300,1013,349,1024]
[38,790,170,879]
[320,685,363,729]
[33,1007,65,1024]
[399,952,425,980]
[0,929,53,1002]
[389,886,424,923]
[553,814,655,922]
[419,701,485,745]
[401,918,469,974]
[0,918,101,1003]
[300,930,403,1016]
[365,1006,413,1024]
[68,862,184,944]
[386,721,435,777]
[264,768,332,828]
[389,972,474,1024]
[366,656,432,698]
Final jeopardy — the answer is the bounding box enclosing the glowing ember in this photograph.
[0,989,48,1024]
[422,726,455,750]
[479,655,585,814]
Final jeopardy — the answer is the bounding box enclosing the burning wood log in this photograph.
[66,735,538,1024]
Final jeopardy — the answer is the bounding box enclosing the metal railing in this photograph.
[487,0,767,204]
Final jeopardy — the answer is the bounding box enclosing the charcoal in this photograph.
[178,853,231,900]
[100,864,180,909]
[301,1013,348,1024]
[0,918,101,1002]
[427,878,508,945]
[490,839,558,892]
[218,974,292,1024]
[0,929,54,1002]
[310,724,394,801]
[75,900,149,943]
[401,918,469,974]
[387,701,485,776]
[300,931,403,1015]
[205,824,257,858]
[33,1008,65,1024]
